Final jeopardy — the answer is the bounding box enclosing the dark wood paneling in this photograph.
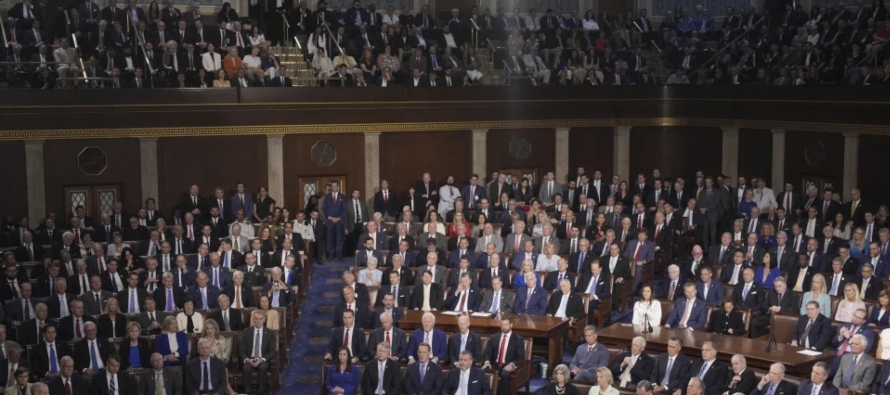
[380,131,472,192]
[282,134,365,213]
[44,139,142,218]
[157,136,267,216]
[0,142,28,218]
[784,131,845,191]
[738,129,773,185]
[486,128,556,181]
[569,127,614,178]
[629,127,722,180]
[858,134,890,208]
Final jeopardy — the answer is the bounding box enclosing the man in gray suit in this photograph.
[538,171,564,205]
[142,353,183,395]
[223,225,249,254]
[504,221,532,254]
[241,310,277,395]
[135,297,168,335]
[477,276,515,314]
[833,334,877,392]
[570,326,611,381]
[697,177,729,249]
[534,225,562,255]
[416,252,447,286]
[79,275,111,316]
[474,223,503,253]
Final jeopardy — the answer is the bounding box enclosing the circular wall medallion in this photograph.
[311,141,337,167]
[805,140,825,166]
[509,137,532,160]
[78,147,108,176]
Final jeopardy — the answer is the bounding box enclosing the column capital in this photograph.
[23,139,45,146]
[364,132,382,140]
[721,126,740,134]
[138,137,159,142]
[555,127,571,133]
[472,129,489,135]
[843,132,861,138]
[770,129,786,135]
[265,134,285,139]
[613,126,631,134]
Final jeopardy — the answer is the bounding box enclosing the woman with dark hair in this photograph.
[217,2,238,26]
[253,186,276,223]
[710,299,746,335]
[325,347,359,394]
[472,213,489,238]
[514,178,534,205]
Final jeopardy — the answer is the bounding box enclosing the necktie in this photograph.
[223,311,230,331]
[65,380,71,395]
[156,374,163,395]
[50,344,58,373]
[831,275,840,295]
[202,288,207,308]
[491,291,500,313]
[801,320,814,347]
[235,287,242,308]
[202,361,209,390]
[838,326,858,355]
[90,341,99,371]
[60,296,68,318]
[343,328,350,347]
[130,290,137,313]
[742,284,750,300]
[843,355,858,387]
[110,375,116,395]
[24,300,31,320]
[420,363,426,382]
[588,276,597,294]
[497,335,507,366]
[253,330,261,357]
[76,318,82,338]
[698,362,708,378]
[526,288,533,308]
[377,362,385,394]
[662,358,673,386]
[458,290,467,311]
[668,282,676,301]
[166,289,174,311]
[765,384,776,395]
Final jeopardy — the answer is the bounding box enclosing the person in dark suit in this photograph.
[514,272,547,315]
[73,322,111,374]
[190,272,220,309]
[31,323,73,379]
[688,341,728,395]
[184,338,227,395]
[446,315,482,366]
[404,342,445,395]
[792,301,833,350]
[445,273,481,312]
[609,337,655,387]
[797,362,839,395]
[720,251,747,285]
[117,272,148,314]
[361,342,403,395]
[546,278,585,319]
[48,356,90,395]
[481,318,524,395]
[222,272,255,309]
[373,180,401,221]
[656,265,686,302]
[408,270,444,311]
[141,353,183,395]
[207,295,243,332]
[710,300,747,336]
[569,240,597,274]
[355,238,384,268]
[18,301,53,346]
[786,253,816,293]
[732,268,765,310]
[543,259,575,292]
[576,260,611,316]
[322,181,347,260]
[649,338,691,394]
[117,322,152,370]
[664,283,708,330]
[696,267,724,306]
[872,356,890,395]
[240,310,277,395]
[333,285,371,329]
[153,274,184,312]
[443,351,491,395]
[96,298,127,339]
[367,312,408,361]
[325,309,368,363]
[270,66,293,86]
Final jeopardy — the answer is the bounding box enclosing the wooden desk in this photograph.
[596,324,835,376]
[398,311,571,374]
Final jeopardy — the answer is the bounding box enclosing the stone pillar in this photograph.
[771,129,786,188]
[722,127,740,183]
[613,126,630,180]
[843,132,860,201]
[24,140,46,229]
[266,134,284,205]
[472,129,488,177]
[139,138,159,206]
[364,132,381,206]
[555,127,570,183]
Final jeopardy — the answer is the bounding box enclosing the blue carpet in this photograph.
[282,260,351,394]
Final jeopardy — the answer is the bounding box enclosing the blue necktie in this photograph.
[490,292,499,313]
[129,290,137,313]
[50,344,58,374]
[698,362,708,378]
[420,363,426,382]
[202,289,208,308]
[110,374,116,395]
[577,252,585,272]
[460,336,466,352]
[765,384,776,395]
[224,252,230,268]
[90,341,100,371]
[843,356,858,387]
[213,270,219,288]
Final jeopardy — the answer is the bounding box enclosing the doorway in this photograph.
[63,185,123,218]
[297,176,348,211]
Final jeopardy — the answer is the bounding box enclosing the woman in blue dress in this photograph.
[326,347,360,395]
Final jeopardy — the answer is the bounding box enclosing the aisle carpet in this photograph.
[282,260,351,394]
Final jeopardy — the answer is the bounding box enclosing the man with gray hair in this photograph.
[689,341,727,395]
[368,312,407,362]
[141,353,182,395]
[725,354,757,395]
[687,377,705,395]
[750,275,799,338]
[361,342,403,395]
[569,325,609,381]
[751,363,793,395]
[833,333,877,392]
[186,338,225,395]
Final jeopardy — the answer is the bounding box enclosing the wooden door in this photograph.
[800,176,837,195]
[297,176,348,212]
[63,185,122,218]
[500,168,540,186]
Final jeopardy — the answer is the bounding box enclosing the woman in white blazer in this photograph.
[176,298,205,334]
[632,285,662,328]
[202,43,222,72]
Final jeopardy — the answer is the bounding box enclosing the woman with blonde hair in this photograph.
[835,283,866,322]
[512,259,541,289]
[98,297,127,338]
[800,274,831,318]
[200,319,239,395]
[536,243,559,271]
[119,321,152,369]
[156,315,189,365]
[588,366,618,395]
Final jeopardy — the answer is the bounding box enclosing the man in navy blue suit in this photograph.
[448,238,477,268]
[510,240,538,271]
[624,229,655,293]
[481,318,525,395]
[792,301,832,350]
[695,266,723,305]
[830,308,875,373]
[447,315,482,365]
[324,309,367,363]
[201,253,231,291]
[407,312,447,363]
[443,351,491,395]
[514,272,547,315]
[462,174,487,212]
[322,181,347,261]
[445,273,481,312]
[229,183,254,226]
[664,282,708,330]
[355,238,384,267]
[190,272,219,309]
[404,343,445,395]
[357,222,387,251]
[797,362,839,395]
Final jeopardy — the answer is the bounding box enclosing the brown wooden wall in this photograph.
[157,136,268,216]
[629,127,723,180]
[859,134,890,209]
[43,139,142,219]
[281,133,365,213]
[569,127,615,178]
[0,142,28,218]
[380,131,472,192]
[486,128,556,181]
[738,129,774,185]
[784,131,845,192]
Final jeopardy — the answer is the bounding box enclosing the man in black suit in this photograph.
[33,261,61,298]
[117,271,147,314]
[47,277,76,320]
[751,276,800,338]
[374,180,401,221]
[751,362,796,395]
[333,285,370,329]
[609,336,655,387]
[223,271,255,309]
[367,312,408,361]
[361,342,404,395]
[181,185,209,222]
[797,362,840,395]
[409,270,444,311]
[569,238,597,275]
[688,342,728,395]
[857,263,881,301]
[443,351,491,395]
[14,231,42,263]
[185,338,227,395]
[142,353,183,395]
[17,301,52,346]
[546,278,585,320]
[48,356,90,395]
[135,297,167,335]
[404,343,445,395]
[481,318,525,395]
[325,309,368,363]
[650,337,691,394]
[792,301,833,350]
[383,255,414,286]
[270,66,292,87]
[543,258,575,291]
[817,189,842,224]
[153,273,184,312]
[733,267,765,310]
[208,294,243,332]
[57,299,92,341]
[446,314,482,365]
[826,257,855,297]
[73,322,111,374]
[32,323,73,378]
[241,310,277,395]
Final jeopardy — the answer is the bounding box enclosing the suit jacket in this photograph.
[333,299,371,329]
[208,308,244,332]
[373,189,401,219]
[665,298,708,330]
[116,287,148,314]
[609,351,655,386]
[382,266,415,287]
[135,310,168,335]
[545,291,585,318]
[139,368,183,395]
[48,374,89,395]
[543,271,575,292]
[650,353,691,393]
[32,341,74,378]
[514,285,548,315]
[503,233,532,254]
[447,249,478,269]
[97,313,127,338]
[371,307,404,329]
[240,326,276,363]
[624,239,655,263]
[872,360,890,395]
[408,283,444,310]
[408,328,447,361]
[404,359,445,395]
[689,359,729,395]
[79,290,112,316]
[797,380,839,395]
[355,249,384,268]
[47,293,77,320]
[153,286,184,311]
[833,352,877,391]
[696,280,724,305]
[831,323,876,354]
[442,366,490,395]
[73,337,112,373]
[367,327,408,361]
[792,314,832,350]
[447,331,482,364]
[482,331,525,368]
[117,337,152,370]
[446,269,479,288]
[414,265,447,286]
[185,357,226,395]
[222,283,256,309]
[710,309,747,336]
[732,282,765,309]
[477,288,515,314]
[361,358,403,395]
[569,342,610,377]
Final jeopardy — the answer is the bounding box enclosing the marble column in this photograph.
[266,134,284,205]
[364,132,381,206]
[555,127,570,182]
[721,127,740,183]
[24,140,46,229]
[771,129,786,187]
[139,138,159,206]
[613,126,630,180]
[472,129,488,177]
[843,132,860,201]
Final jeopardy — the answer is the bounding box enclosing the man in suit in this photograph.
[650,337,691,394]
[446,315,482,365]
[229,183,254,222]
[325,309,368,363]
[664,283,708,330]
[478,275,514,314]
[383,254,414,287]
[798,362,840,395]
[444,351,491,395]
[134,296,167,335]
[543,258,575,292]
[462,175,487,212]
[344,189,370,254]
[697,177,729,249]
[833,333,877,391]
[694,267,722,307]
[322,181,347,261]
[116,272,147,314]
[405,342,445,395]
[372,179,400,221]
[409,270,444,311]
[569,238,597,275]
[57,299,92,341]
[190,272,220,309]
[610,336,655,387]
[749,276,800,338]
[223,271,255,309]
[141,353,183,395]
[792,301,833,350]
[415,252,447,286]
[625,229,655,292]
[240,310,277,395]
[80,275,111,316]
[355,238,384,268]
[750,363,795,395]
[32,323,72,378]
[408,312,447,363]
[447,240,478,269]
[733,267,765,310]
[154,273,184,312]
[546,278,584,319]
[208,294,243,332]
[657,264,686,302]
[185,338,227,395]
[334,285,370,329]
[445,273,481,312]
[362,342,403,395]
[826,257,854,297]
[503,221,532,255]
[872,353,890,395]
[688,342,728,395]
[49,356,89,395]
[514,272,547,315]
[706,232,736,266]
[569,326,610,381]
[89,354,135,395]
[481,318,525,395]
[73,321,111,373]
[368,311,407,361]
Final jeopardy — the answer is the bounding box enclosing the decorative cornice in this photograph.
[1,117,888,140]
